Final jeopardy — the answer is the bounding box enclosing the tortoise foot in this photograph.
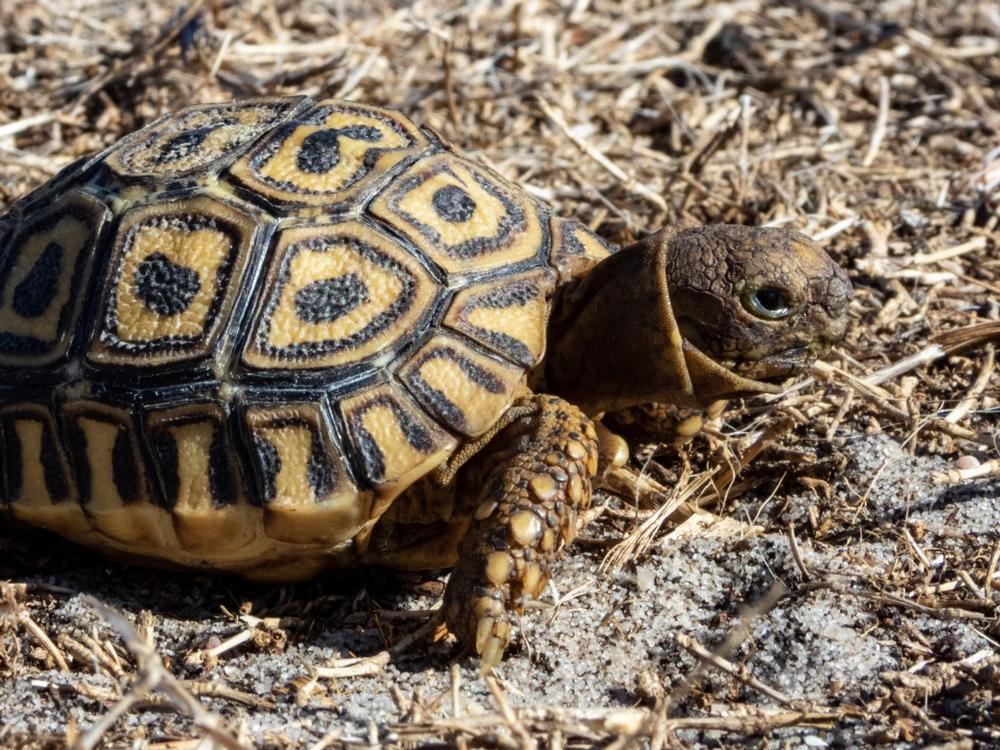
[443,394,598,673]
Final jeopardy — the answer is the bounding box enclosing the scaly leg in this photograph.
[444,394,598,672]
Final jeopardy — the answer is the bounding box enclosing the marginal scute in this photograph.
[87,193,264,369]
[443,268,556,367]
[228,100,429,210]
[241,220,441,371]
[1,401,88,535]
[145,402,258,555]
[371,153,546,275]
[243,401,373,544]
[6,153,104,217]
[548,216,616,282]
[340,382,456,502]
[103,97,307,182]
[63,400,173,547]
[399,333,524,437]
[0,191,109,369]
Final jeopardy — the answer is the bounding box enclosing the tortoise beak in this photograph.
[734,344,818,382]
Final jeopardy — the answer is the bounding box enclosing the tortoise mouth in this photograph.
[677,318,821,384]
[733,345,816,382]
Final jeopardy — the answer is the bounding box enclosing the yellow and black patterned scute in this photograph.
[0,96,616,578]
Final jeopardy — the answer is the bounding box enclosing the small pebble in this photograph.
[636,564,657,593]
[803,735,829,748]
[956,455,980,470]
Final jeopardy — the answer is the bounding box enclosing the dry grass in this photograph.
[1,0,998,748]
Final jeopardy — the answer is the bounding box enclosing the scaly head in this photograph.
[664,224,852,382]
[543,224,852,414]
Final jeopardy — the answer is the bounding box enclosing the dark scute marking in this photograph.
[2,418,22,500]
[354,429,386,484]
[470,329,534,367]
[307,432,335,499]
[208,427,234,507]
[152,432,180,508]
[253,435,280,504]
[431,185,477,223]
[448,350,506,394]
[293,273,369,324]
[296,125,384,174]
[66,422,91,505]
[560,222,586,256]
[111,427,139,503]
[0,332,55,355]
[154,125,218,165]
[409,378,466,433]
[133,252,202,316]
[296,129,342,174]
[477,280,539,308]
[39,422,68,503]
[407,347,508,432]
[13,242,64,318]
[391,401,435,453]
[557,220,615,259]
[337,125,383,142]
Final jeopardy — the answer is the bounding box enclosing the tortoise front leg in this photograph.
[444,394,598,672]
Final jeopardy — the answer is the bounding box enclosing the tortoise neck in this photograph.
[541,229,778,416]
[542,231,687,415]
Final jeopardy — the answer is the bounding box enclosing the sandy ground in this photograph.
[3,431,998,748]
[1,0,998,748]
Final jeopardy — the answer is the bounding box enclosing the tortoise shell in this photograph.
[0,97,613,578]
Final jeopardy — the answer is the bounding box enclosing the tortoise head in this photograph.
[664,225,852,382]
[544,223,852,414]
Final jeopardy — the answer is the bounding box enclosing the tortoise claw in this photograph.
[479,634,507,675]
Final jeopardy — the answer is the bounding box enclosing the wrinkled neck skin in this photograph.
[540,228,780,416]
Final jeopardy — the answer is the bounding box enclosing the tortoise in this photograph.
[0,96,851,670]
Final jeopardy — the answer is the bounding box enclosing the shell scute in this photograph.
[1,399,87,535]
[442,267,556,367]
[370,152,546,276]
[548,216,616,283]
[399,332,524,437]
[86,192,267,371]
[63,399,172,547]
[0,190,110,370]
[339,381,457,500]
[145,400,259,555]
[242,400,372,544]
[240,219,442,372]
[227,100,430,212]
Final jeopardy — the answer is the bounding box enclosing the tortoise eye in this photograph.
[744,287,793,320]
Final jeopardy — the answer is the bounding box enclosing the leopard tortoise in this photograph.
[0,96,851,669]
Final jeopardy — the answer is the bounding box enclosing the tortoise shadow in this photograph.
[0,523,461,673]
